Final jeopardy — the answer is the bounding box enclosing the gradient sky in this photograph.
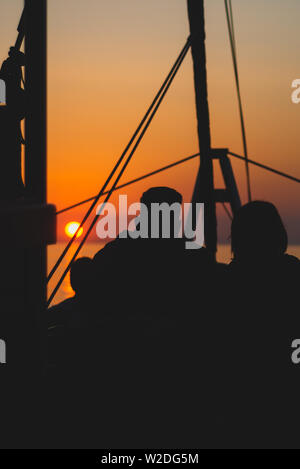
[1,0,300,243]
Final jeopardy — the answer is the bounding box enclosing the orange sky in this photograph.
[1,0,300,243]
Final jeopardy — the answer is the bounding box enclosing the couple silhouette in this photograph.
[47,186,299,449]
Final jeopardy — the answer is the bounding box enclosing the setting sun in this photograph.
[65,221,84,239]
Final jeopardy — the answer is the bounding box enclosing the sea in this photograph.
[48,243,300,306]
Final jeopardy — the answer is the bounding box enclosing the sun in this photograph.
[65,221,84,239]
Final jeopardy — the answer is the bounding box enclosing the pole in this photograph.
[24,0,49,371]
[187,0,217,257]
[25,0,47,204]
[0,0,55,386]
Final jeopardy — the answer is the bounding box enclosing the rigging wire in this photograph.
[228,151,300,184]
[56,151,300,216]
[56,153,200,215]
[224,0,252,203]
[49,147,299,305]
[47,39,191,308]
[222,202,233,221]
[47,38,191,284]
[228,0,236,56]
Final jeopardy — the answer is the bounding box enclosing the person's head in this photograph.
[139,187,183,239]
[70,257,94,296]
[231,201,288,262]
[141,187,183,207]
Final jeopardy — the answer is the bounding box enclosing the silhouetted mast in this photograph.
[25,0,47,203]
[15,8,25,51]
[187,0,217,257]
[0,0,56,376]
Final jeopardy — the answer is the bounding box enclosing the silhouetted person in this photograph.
[47,257,94,330]
[91,187,218,447]
[215,201,300,448]
[230,200,299,274]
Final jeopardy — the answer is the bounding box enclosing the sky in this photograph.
[1,0,300,244]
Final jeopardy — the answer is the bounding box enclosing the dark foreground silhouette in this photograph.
[44,193,299,449]
[0,47,25,200]
[214,201,300,448]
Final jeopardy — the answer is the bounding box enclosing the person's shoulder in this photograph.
[95,234,133,255]
[284,253,300,264]
[282,254,300,272]
[93,236,136,272]
[185,246,222,265]
[47,297,78,328]
[93,241,117,265]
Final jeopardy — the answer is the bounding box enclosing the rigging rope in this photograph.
[47,39,191,307]
[56,153,200,215]
[56,151,300,216]
[222,203,233,221]
[49,147,299,306]
[47,38,191,285]
[224,0,252,203]
[228,151,300,184]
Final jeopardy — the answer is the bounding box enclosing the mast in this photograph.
[187,0,217,257]
[25,0,47,203]
[0,0,56,377]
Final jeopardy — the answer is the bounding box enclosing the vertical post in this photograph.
[25,0,47,204]
[24,0,48,370]
[0,0,56,387]
[187,0,217,257]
